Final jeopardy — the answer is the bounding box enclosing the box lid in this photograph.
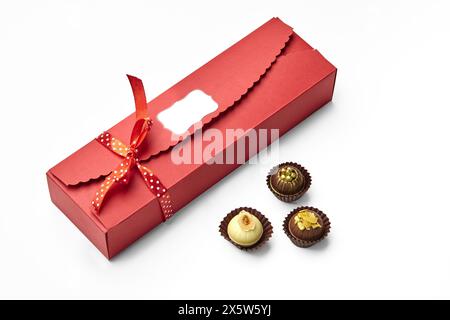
[50,18,296,187]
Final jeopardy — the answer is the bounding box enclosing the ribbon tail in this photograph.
[127,75,148,120]
[137,164,174,221]
[127,74,152,147]
[92,159,132,213]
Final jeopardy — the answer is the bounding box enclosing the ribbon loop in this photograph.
[130,118,152,149]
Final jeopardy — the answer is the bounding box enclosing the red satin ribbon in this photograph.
[92,75,174,220]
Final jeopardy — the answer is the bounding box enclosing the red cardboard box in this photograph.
[47,18,337,259]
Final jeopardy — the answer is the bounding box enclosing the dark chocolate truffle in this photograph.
[283,207,330,248]
[267,162,311,202]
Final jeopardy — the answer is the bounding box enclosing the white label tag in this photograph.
[156,90,218,135]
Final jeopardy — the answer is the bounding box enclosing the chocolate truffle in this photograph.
[283,207,330,248]
[219,207,273,250]
[227,210,263,247]
[267,162,311,202]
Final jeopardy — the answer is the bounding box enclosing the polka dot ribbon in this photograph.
[91,75,174,220]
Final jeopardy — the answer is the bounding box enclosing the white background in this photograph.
[1,0,449,299]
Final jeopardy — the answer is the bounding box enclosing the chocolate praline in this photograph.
[227,210,263,247]
[267,162,311,202]
[219,207,273,251]
[283,207,330,248]
[288,209,325,242]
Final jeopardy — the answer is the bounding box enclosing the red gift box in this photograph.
[46,17,337,259]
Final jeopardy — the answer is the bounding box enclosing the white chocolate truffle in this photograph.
[227,210,263,247]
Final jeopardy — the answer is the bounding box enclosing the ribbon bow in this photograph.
[92,75,174,220]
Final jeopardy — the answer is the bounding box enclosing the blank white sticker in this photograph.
[157,90,218,135]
